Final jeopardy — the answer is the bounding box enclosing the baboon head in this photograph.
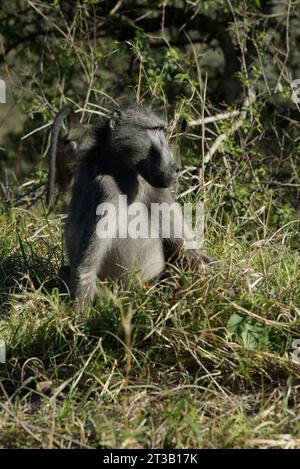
[109,106,180,188]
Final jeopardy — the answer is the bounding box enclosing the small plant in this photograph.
[227,312,270,351]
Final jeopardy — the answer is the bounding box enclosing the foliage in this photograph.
[0,0,300,449]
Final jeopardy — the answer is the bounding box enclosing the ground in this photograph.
[0,194,300,449]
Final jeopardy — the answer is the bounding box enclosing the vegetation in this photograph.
[0,0,300,449]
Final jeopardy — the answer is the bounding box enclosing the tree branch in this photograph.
[203,88,256,165]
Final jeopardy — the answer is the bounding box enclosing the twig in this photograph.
[21,122,53,141]
[203,88,256,165]
[189,109,240,127]
[274,0,292,93]
[92,90,119,107]
[0,401,42,444]
[20,108,80,142]
[109,0,123,16]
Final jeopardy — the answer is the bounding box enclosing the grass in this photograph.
[0,186,300,449]
[1,0,300,450]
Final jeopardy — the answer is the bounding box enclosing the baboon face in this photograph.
[110,107,180,188]
[60,137,77,157]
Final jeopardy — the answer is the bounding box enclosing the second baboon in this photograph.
[65,105,210,308]
[47,106,94,208]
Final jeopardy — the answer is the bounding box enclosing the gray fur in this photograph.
[65,105,208,308]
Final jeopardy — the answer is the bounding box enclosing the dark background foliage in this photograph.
[1,0,300,229]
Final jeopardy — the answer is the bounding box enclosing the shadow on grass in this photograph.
[0,252,69,314]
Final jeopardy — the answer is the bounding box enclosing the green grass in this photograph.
[0,196,300,449]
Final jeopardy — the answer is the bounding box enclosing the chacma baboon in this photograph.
[47,106,94,208]
[65,105,209,308]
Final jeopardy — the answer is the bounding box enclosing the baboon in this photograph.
[47,106,94,208]
[65,105,209,308]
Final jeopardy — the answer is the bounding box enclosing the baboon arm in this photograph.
[163,237,210,272]
[163,236,183,263]
[162,207,211,270]
[69,230,114,308]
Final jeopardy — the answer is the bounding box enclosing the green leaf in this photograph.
[241,324,262,350]
[227,313,245,335]
[227,313,270,350]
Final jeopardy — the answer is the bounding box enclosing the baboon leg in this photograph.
[70,266,97,309]
[69,237,113,309]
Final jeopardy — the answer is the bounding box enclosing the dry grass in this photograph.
[0,189,300,448]
[1,0,300,449]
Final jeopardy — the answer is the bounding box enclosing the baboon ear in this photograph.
[110,109,122,130]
